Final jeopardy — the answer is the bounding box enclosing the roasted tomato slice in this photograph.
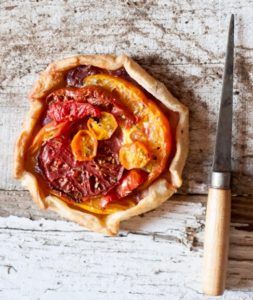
[119,141,150,170]
[77,85,135,127]
[46,86,134,126]
[29,121,70,153]
[99,169,148,208]
[38,135,124,199]
[116,169,148,198]
[87,112,118,140]
[66,65,103,87]
[83,74,172,187]
[71,129,98,161]
[47,100,101,123]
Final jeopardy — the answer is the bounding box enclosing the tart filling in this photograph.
[25,66,174,215]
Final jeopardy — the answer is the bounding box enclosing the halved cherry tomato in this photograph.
[29,121,70,154]
[119,141,150,170]
[87,112,118,140]
[71,129,97,161]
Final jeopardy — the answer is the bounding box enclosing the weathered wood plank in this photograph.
[0,218,216,300]
[0,215,253,299]
[1,191,253,298]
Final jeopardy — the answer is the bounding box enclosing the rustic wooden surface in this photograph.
[1,0,253,299]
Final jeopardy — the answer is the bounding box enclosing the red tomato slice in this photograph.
[101,169,148,207]
[116,169,148,198]
[48,100,101,123]
[46,86,135,126]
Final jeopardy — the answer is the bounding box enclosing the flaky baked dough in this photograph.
[14,54,189,235]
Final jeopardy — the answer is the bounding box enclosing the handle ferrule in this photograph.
[211,172,231,189]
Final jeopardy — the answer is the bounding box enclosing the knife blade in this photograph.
[212,14,234,188]
[203,14,234,296]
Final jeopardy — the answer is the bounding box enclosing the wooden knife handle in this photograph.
[203,188,231,296]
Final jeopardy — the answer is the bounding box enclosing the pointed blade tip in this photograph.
[212,14,234,173]
[230,14,234,29]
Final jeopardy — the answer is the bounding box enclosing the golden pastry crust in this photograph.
[14,54,189,235]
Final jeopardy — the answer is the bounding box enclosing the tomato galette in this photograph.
[14,55,188,235]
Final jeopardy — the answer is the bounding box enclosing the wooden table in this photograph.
[1,1,253,299]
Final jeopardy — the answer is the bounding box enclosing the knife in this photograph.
[203,14,234,296]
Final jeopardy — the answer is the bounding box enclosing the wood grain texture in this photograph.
[203,188,231,296]
[1,0,253,298]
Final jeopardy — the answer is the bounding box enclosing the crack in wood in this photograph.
[0,264,17,274]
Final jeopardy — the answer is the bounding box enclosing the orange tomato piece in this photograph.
[119,141,150,170]
[87,112,118,140]
[71,129,97,161]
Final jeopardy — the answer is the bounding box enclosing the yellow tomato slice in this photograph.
[73,198,136,215]
[87,112,118,140]
[51,191,135,215]
[71,129,97,161]
[84,74,172,187]
[119,141,150,170]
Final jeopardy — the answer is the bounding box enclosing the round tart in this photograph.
[14,55,188,235]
